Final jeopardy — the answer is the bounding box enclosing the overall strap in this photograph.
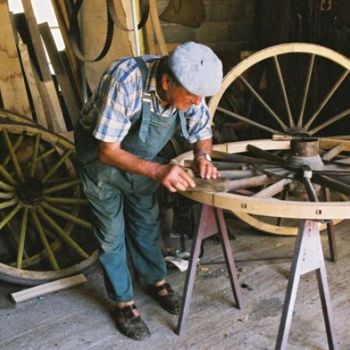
[134,57,152,142]
[178,111,189,139]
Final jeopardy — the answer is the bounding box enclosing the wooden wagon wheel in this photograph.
[174,138,350,220]
[0,108,36,125]
[208,43,350,235]
[0,122,98,285]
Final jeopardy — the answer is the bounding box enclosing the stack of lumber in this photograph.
[0,0,168,134]
[0,0,83,133]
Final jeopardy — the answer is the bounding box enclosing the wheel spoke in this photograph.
[297,54,315,128]
[0,180,13,191]
[43,178,81,194]
[304,70,349,131]
[0,204,21,230]
[253,177,293,198]
[273,56,294,128]
[16,208,28,269]
[37,207,90,259]
[0,199,17,210]
[228,174,277,191]
[218,169,255,179]
[246,144,286,164]
[238,75,289,132]
[2,130,24,181]
[42,149,74,183]
[0,164,18,185]
[322,144,345,161]
[37,147,57,162]
[41,201,92,229]
[43,196,88,205]
[212,150,282,166]
[309,107,350,135]
[313,174,350,197]
[30,209,60,270]
[0,192,14,199]
[2,135,24,167]
[303,177,319,202]
[217,106,282,135]
[30,133,41,177]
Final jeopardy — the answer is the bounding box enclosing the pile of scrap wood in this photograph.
[0,0,169,136]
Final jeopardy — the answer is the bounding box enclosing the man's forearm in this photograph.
[98,142,163,180]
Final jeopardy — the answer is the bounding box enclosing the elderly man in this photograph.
[74,41,223,340]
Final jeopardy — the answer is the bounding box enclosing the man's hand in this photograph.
[193,155,219,179]
[155,164,196,192]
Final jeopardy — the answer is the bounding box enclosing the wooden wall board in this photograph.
[0,0,32,118]
[39,22,80,126]
[17,38,48,128]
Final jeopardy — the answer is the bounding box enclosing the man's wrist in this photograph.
[194,152,212,162]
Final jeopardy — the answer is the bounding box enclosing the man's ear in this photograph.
[161,73,171,91]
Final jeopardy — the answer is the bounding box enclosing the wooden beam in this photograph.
[0,1,32,118]
[11,274,87,303]
[39,22,80,126]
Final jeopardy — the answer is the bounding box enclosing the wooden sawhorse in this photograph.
[176,204,242,335]
[276,219,338,350]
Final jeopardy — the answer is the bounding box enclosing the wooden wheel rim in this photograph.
[0,121,98,285]
[174,139,350,221]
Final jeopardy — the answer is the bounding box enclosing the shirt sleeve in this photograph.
[93,66,142,143]
[185,99,213,144]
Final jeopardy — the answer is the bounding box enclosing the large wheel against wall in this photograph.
[0,120,98,285]
[208,43,350,235]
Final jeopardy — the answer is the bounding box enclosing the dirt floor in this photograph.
[1,215,349,350]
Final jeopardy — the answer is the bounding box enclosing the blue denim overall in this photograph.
[75,57,188,302]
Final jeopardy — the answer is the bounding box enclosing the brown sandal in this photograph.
[148,283,181,315]
[115,304,150,341]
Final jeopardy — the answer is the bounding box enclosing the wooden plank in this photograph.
[0,0,32,118]
[21,0,67,132]
[11,274,87,304]
[17,38,48,128]
[50,0,83,102]
[36,80,66,132]
[149,0,168,55]
[21,0,52,81]
[39,22,80,126]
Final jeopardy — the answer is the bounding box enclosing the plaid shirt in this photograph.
[80,56,212,144]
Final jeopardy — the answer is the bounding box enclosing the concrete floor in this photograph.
[1,216,350,350]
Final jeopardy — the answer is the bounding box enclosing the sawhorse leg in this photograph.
[275,220,338,350]
[176,204,242,335]
[322,187,337,262]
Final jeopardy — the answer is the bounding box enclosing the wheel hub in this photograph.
[288,137,324,170]
[287,137,324,198]
[16,178,44,205]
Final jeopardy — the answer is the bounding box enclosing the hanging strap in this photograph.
[134,57,189,142]
[68,0,114,62]
[134,57,152,142]
[179,111,189,139]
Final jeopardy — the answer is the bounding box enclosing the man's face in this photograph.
[161,74,202,111]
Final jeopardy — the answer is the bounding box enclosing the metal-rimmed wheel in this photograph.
[174,138,350,229]
[208,43,350,235]
[0,120,98,285]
